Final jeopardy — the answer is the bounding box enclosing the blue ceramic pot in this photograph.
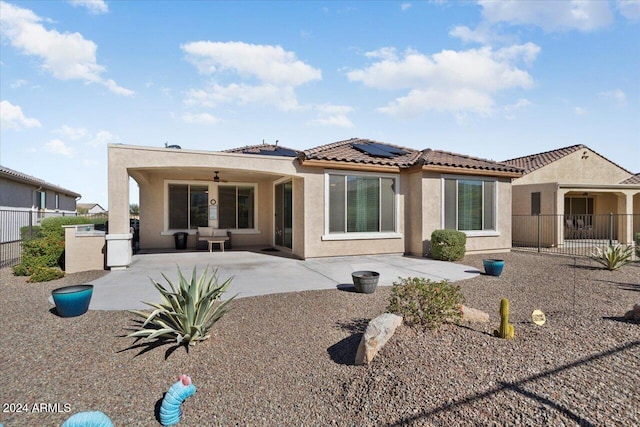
[483,259,505,277]
[52,284,93,317]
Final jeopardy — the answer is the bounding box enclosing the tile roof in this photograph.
[621,173,640,184]
[0,165,81,197]
[503,144,632,175]
[502,144,586,174]
[224,143,301,157]
[301,138,422,167]
[422,149,523,174]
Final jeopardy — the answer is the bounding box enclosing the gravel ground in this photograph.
[0,252,638,426]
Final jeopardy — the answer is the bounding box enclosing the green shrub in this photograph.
[13,217,95,276]
[28,267,65,282]
[591,243,634,271]
[635,233,640,258]
[20,225,42,240]
[387,277,465,330]
[128,266,236,346]
[430,229,467,261]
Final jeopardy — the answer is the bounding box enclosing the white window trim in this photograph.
[323,169,400,240]
[441,175,500,236]
[217,182,259,233]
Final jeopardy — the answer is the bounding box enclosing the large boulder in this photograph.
[355,313,402,366]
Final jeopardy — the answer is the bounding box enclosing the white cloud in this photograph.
[68,0,108,15]
[401,3,412,12]
[10,79,27,89]
[0,100,41,130]
[308,104,354,127]
[53,125,88,140]
[479,0,614,32]
[600,89,627,106]
[182,41,321,86]
[347,45,538,117]
[185,83,301,111]
[0,1,132,95]
[617,0,640,20]
[449,25,490,44]
[181,41,321,112]
[574,106,587,115]
[87,130,117,147]
[181,112,219,125]
[503,98,532,119]
[45,139,74,156]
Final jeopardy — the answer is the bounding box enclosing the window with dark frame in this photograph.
[444,178,496,232]
[531,192,541,215]
[328,173,396,234]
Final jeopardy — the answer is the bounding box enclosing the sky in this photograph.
[1,0,639,208]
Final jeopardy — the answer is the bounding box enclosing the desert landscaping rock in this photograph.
[461,305,490,323]
[624,303,640,321]
[355,313,403,365]
[1,252,639,426]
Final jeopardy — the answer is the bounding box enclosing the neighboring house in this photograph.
[0,165,80,243]
[503,145,640,247]
[77,203,107,214]
[106,139,522,269]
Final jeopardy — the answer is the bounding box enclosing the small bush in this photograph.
[591,243,634,271]
[387,277,465,330]
[635,232,640,258]
[20,225,42,240]
[430,229,466,261]
[28,267,65,282]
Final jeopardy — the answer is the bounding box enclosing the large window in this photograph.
[168,184,208,229]
[444,178,496,232]
[37,191,46,209]
[218,185,256,229]
[328,173,396,234]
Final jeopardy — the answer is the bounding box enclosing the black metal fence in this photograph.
[512,213,639,257]
[0,209,108,268]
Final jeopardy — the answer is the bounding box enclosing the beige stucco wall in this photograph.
[299,167,406,258]
[404,171,423,256]
[64,226,106,273]
[407,173,514,255]
[514,148,631,186]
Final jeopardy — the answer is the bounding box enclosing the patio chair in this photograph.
[565,219,578,239]
[575,218,593,238]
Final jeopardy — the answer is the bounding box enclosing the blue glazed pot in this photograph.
[52,285,93,317]
[483,259,505,277]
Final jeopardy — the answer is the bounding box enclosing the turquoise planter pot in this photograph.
[52,285,93,317]
[483,259,505,277]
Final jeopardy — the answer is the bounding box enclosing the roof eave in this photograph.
[421,164,522,178]
[299,159,403,173]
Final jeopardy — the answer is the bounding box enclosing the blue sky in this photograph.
[1,0,639,208]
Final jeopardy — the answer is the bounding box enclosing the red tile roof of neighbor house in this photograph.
[503,144,632,175]
[421,149,523,173]
[621,173,640,184]
[301,138,422,167]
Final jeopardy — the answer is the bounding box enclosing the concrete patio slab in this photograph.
[87,251,481,311]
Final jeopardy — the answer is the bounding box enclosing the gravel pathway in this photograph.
[0,252,638,426]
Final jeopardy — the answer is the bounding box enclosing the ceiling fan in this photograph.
[213,171,228,183]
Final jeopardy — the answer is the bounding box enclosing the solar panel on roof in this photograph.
[352,143,395,158]
[366,142,409,155]
[243,147,298,157]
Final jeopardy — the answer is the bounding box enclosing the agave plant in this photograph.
[591,243,634,271]
[128,266,235,346]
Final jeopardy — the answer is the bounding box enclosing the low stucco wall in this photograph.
[64,226,106,274]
